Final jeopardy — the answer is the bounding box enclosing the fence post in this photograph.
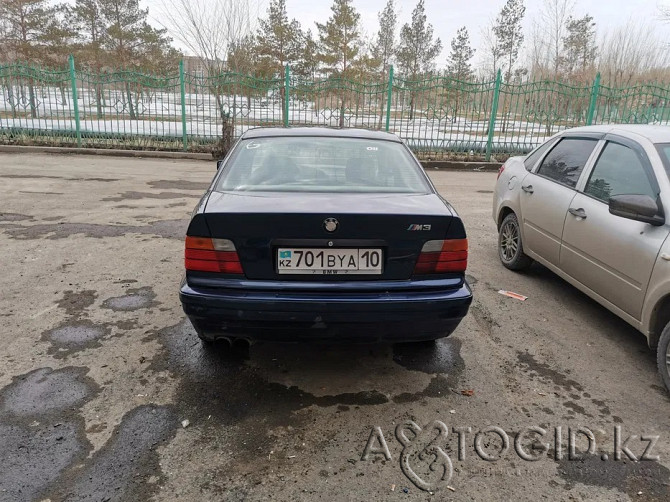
[179,60,187,151]
[284,64,290,127]
[586,72,601,125]
[485,69,502,162]
[68,55,81,148]
[385,65,394,132]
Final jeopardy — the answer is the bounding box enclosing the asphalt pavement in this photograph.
[0,153,668,501]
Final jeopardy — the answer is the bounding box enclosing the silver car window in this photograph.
[654,144,670,181]
[536,138,598,188]
[523,139,554,171]
[584,142,657,203]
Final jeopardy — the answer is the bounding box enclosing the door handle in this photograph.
[521,185,534,194]
[569,207,587,219]
[662,254,670,261]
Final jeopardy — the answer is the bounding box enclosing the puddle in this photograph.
[0,367,98,417]
[0,422,87,502]
[517,352,584,393]
[48,405,178,502]
[102,286,158,311]
[150,320,463,430]
[0,370,174,502]
[56,289,97,318]
[557,454,670,500]
[43,321,108,357]
[393,337,464,376]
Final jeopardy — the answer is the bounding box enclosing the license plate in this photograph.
[277,248,383,275]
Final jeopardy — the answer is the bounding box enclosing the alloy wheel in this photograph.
[500,220,520,263]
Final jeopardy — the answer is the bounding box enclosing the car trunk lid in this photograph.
[203,191,455,280]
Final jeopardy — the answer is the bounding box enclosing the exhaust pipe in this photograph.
[231,337,251,359]
[232,337,252,348]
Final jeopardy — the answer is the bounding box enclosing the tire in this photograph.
[656,322,670,393]
[498,212,533,271]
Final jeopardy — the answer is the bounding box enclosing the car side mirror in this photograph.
[609,194,665,226]
[216,159,224,170]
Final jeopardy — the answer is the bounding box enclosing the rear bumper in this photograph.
[179,279,472,342]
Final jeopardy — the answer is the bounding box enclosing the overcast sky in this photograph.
[146,0,670,67]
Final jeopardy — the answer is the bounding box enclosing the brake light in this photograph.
[413,239,468,274]
[184,236,243,274]
[497,164,505,180]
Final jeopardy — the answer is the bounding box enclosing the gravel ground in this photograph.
[0,153,668,502]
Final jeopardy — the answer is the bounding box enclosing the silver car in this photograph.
[493,125,670,390]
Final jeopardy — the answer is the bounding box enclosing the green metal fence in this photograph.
[2,58,670,160]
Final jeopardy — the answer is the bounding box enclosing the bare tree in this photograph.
[598,20,670,87]
[478,22,499,78]
[156,0,258,144]
[532,0,574,77]
[156,0,257,74]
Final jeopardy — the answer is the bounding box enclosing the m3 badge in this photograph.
[407,224,432,231]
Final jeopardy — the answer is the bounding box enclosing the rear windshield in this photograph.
[215,136,431,193]
[654,143,670,181]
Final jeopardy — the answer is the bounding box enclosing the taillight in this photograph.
[413,239,468,274]
[184,236,244,274]
[497,164,505,180]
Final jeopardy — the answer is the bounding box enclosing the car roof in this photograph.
[240,127,403,142]
[564,124,670,144]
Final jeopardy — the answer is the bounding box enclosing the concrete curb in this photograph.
[0,145,212,161]
[421,160,500,171]
[0,145,500,171]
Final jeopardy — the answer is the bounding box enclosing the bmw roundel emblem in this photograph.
[323,218,339,233]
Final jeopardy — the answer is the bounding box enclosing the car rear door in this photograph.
[519,136,600,265]
[559,136,669,319]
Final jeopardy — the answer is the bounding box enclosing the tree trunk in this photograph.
[60,84,68,106]
[96,84,103,119]
[232,94,237,131]
[214,89,225,120]
[5,83,17,118]
[379,88,385,130]
[124,82,136,120]
[281,86,286,125]
[409,93,415,121]
[28,81,37,119]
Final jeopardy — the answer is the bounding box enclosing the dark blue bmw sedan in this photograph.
[179,127,472,345]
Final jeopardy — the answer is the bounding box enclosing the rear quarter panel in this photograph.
[642,234,670,345]
[493,156,527,229]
